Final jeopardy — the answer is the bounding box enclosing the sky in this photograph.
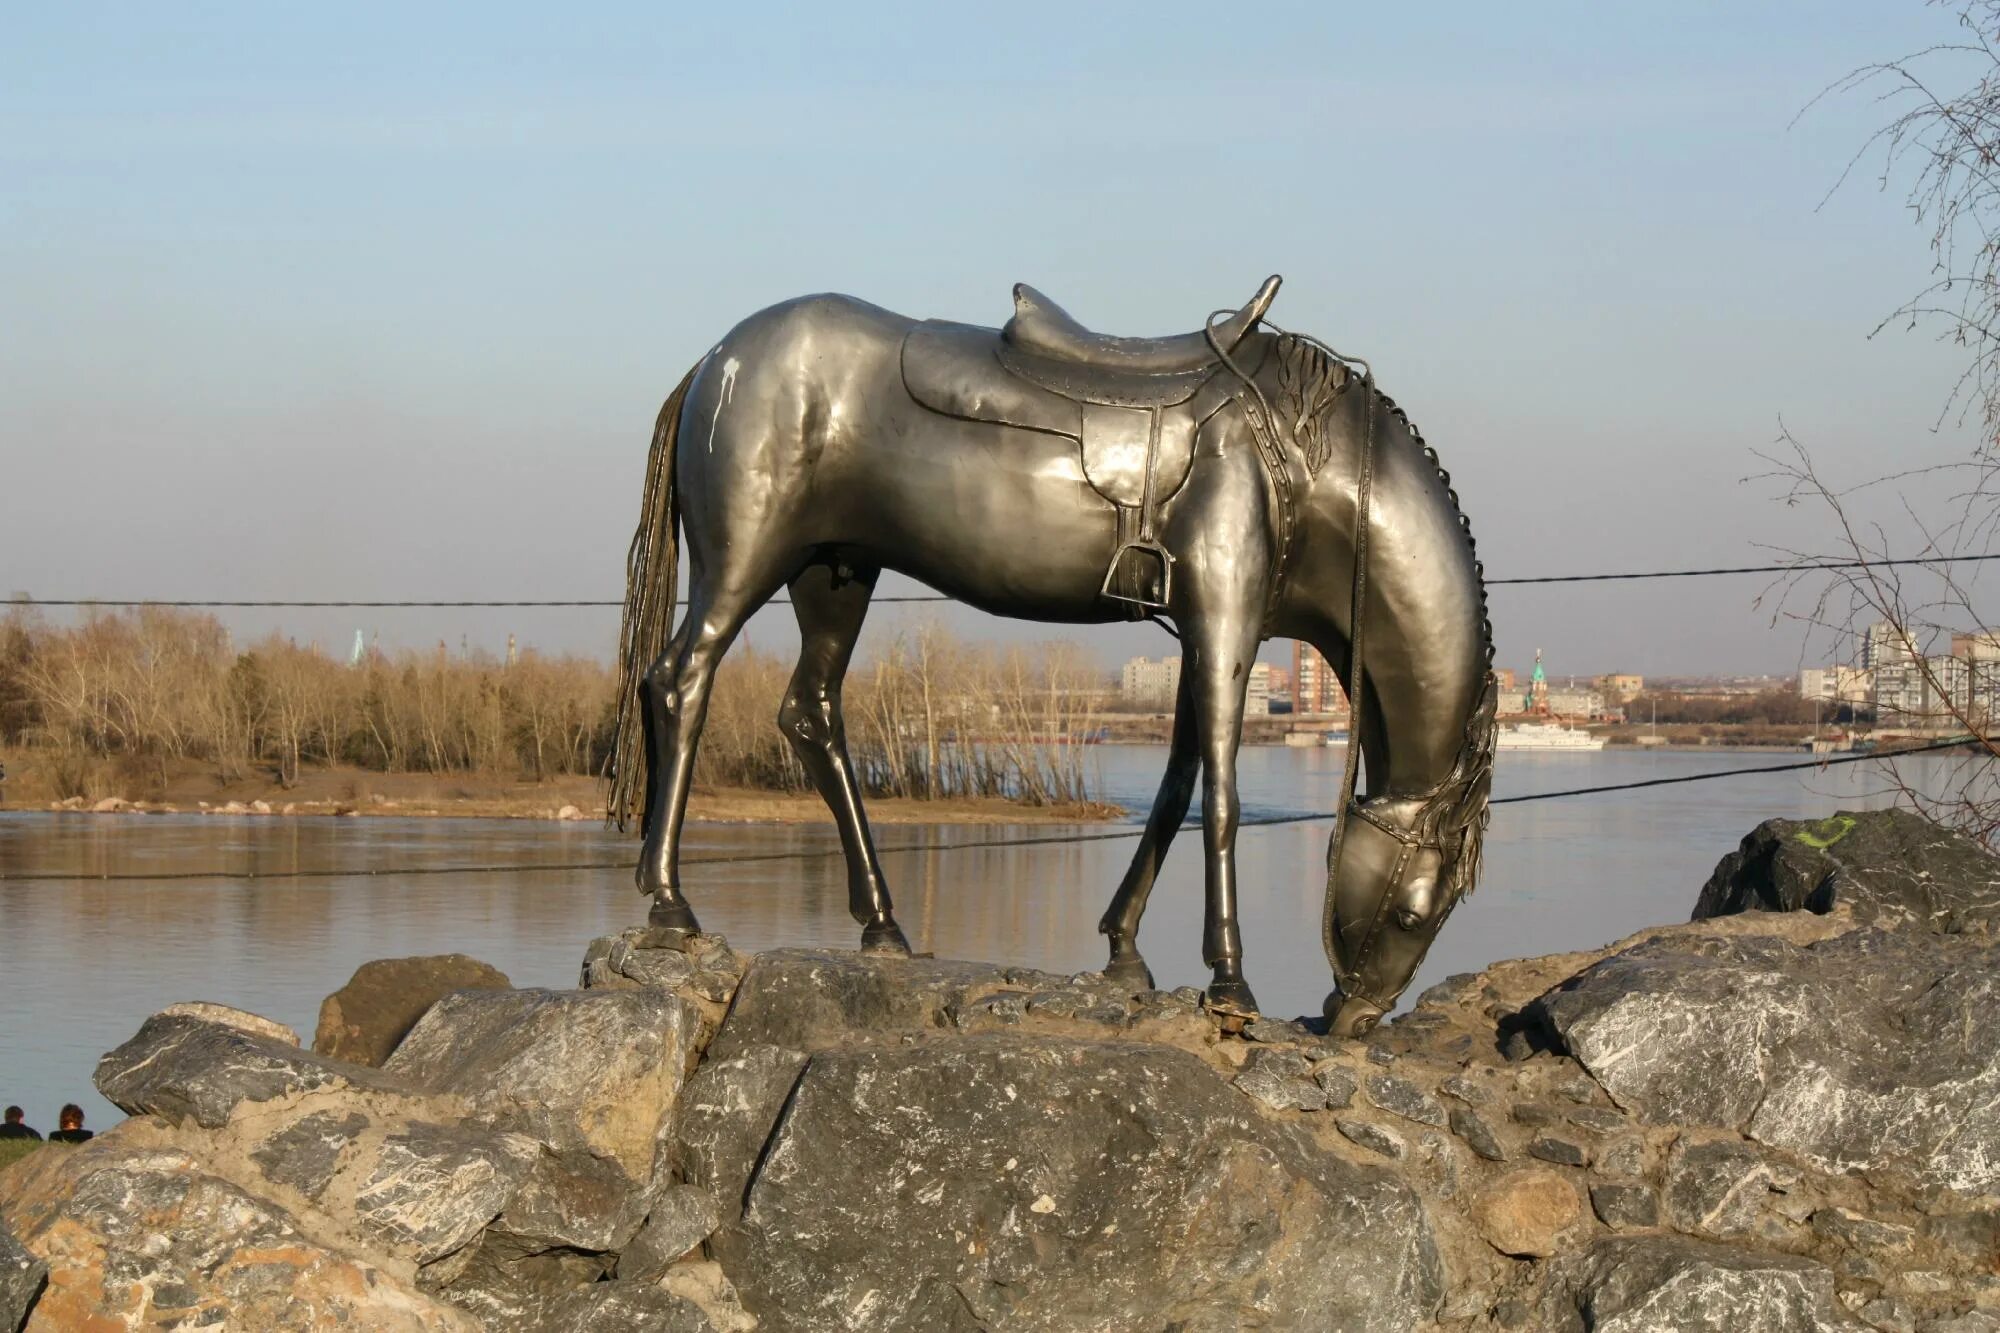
[3,2,1994,680]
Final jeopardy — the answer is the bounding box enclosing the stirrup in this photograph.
[1101,538,1175,611]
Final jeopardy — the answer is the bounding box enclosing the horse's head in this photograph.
[1322,678,1497,1037]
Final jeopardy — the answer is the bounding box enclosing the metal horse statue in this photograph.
[608,276,1496,1036]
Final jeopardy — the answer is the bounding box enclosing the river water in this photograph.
[0,744,1950,1130]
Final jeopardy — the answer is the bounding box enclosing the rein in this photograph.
[1325,363,1380,1003]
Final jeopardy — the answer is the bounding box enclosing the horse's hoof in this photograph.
[647,896,701,943]
[1204,977,1261,1020]
[861,918,912,956]
[1103,954,1156,990]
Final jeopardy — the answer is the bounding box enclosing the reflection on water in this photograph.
[0,744,1938,1128]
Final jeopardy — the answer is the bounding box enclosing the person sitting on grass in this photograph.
[47,1104,91,1144]
[0,1106,39,1141]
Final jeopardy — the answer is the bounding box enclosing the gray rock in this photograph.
[157,1001,299,1046]
[428,1226,612,1331]
[1694,808,2000,935]
[1929,1313,2000,1333]
[1814,1207,1917,1255]
[1512,1101,1562,1128]
[1234,1048,1325,1112]
[674,1044,810,1216]
[1589,1182,1660,1229]
[1664,1138,1792,1241]
[386,986,698,1179]
[1537,1236,1861,1332]
[708,949,1061,1060]
[95,1012,415,1128]
[1529,1134,1590,1168]
[621,1186,723,1282]
[1566,1106,1631,1135]
[1860,1297,1915,1333]
[1449,1105,1506,1162]
[725,1034,1441,1333]
[0,1214,45,1333]
[1365,1074,1448,1128]
[352,1121,540,1263]
[386,986,701,1251]
[249,1109,369,1199]
[1315,1062,1359,1108]
[1922,1207,2000,1266]
[1441,1072,1493,1105]
[2,1146,474,1328]
[1597,1136,1646,1178]
[542,1280,715,1332]
[500,1147,656,1252]
[1337,1118,1408,1160]
[1529,928,2000,1193]
[313,954,511,1067]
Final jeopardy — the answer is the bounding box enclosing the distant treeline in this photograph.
[0,608,1100,806]
[1625,689,1829,727]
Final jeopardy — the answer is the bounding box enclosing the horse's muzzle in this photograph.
[1325,991,1385,1039]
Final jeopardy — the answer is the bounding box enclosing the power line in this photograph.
[1484,553,2000,586]
[13,550,2000,608]
[1,736,1980,884]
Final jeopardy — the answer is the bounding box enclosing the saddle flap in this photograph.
[901,321,1081,440]
[1080,403,1196,510]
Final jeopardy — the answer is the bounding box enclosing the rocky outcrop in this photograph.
[315,954,512,1067]
[10,815,2000,1329]
[1695,807,2000,933]
[1528,926,2000,1195]
[723,1033,1438,1332]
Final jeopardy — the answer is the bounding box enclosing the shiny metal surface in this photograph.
[612,278,1495,1028]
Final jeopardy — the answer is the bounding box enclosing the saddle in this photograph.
[902,276,1281,612]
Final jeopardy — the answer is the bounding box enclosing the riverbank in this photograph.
[0,754,1122,825]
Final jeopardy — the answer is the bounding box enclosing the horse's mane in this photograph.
[1270,333,1498,903]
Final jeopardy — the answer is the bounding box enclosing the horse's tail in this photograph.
[607,364,698,832]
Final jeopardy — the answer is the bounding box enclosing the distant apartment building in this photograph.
[1545,686,1606,720]
[1264,664,1292,704]
[1798,665,1873,706]
[1120,656,1181,709]
[1494,667,1517,696]
[1246,663,1274,716]
[1119,655,1279,714]
[1861,620,2000,731]
[1594,673,1643,699]
[1291,642,1349,715]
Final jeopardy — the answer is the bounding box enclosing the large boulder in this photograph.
[96,1010,421,1128]
[385,986,701,1251]
[1694,808,2000,934]
[1527,927,2000,1194]
[314,954,511,1067]
[719,1033,1443,1333]
[386,986,698,1181]
[0,1131,476,1330]
[1535,1236,1861,1331]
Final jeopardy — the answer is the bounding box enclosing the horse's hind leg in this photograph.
[1098,672,1198,988]
[780,561,909,954]
[637,580,768,934]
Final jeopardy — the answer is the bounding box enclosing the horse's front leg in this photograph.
[1098,671,1199,987]
[1185,606,1264,1017]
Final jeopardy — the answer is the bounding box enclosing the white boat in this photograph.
[1497,722,1605,751]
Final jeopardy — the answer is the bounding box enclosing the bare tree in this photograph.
[1768,5,2000,840]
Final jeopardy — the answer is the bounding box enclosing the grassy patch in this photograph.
[0,1138,44,1172]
